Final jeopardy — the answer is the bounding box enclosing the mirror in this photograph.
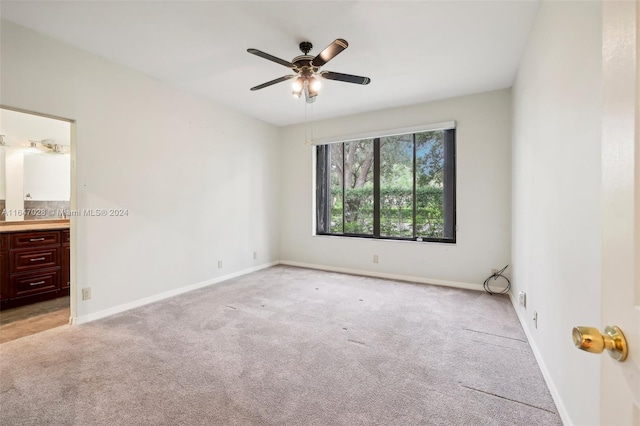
[0,108,71,222]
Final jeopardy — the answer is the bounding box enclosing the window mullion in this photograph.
[373,138,380,238]
[342,143,346,234]
[412,133,417,239]
[315,145,328,233]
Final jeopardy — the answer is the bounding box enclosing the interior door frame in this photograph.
[0,104,77,324]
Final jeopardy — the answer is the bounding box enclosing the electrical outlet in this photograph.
[518,291,526,307]
[373,255,379,264]
[217,260,223,269]
[82,287,91,301]
[253,252,257,260]
[533,311,538,329]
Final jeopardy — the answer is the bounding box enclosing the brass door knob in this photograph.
[572,325,628,362]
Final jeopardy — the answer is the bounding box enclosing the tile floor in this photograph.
[0,296,69,344]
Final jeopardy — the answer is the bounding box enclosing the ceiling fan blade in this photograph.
[250,75,296,91]
[320,71,371,85]
[247,48,295,68]
[311,39,349,67]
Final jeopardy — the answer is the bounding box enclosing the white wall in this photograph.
[511,1,602,425]
[4,147,24,218]
[23,152,70,201]
[0,20,281,321]
[0,148,5,200]
[279,89,512,288]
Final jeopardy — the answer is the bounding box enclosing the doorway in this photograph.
[0,106,76,343]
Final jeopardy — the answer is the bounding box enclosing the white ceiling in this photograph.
[0,1,540,126]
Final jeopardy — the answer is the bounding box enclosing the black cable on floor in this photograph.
[483,264,511,295]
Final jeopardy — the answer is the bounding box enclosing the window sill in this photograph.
[313,233,456,245]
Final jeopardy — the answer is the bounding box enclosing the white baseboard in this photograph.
[508,293,572,425]
[279,260,507,293]
[73,261,279,325]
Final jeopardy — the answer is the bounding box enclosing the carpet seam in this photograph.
[462,328,528,343]
[460,385,558,415]
[470,339,524,351]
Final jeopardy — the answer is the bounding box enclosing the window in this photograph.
[316,126,456,243]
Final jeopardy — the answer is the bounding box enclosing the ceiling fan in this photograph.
[247,39,371,103]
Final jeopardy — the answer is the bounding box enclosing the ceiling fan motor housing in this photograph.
[292,56,317,76]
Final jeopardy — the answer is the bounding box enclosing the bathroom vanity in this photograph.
[0,220,70,309]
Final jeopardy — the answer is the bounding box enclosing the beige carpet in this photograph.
[0,266,560,425]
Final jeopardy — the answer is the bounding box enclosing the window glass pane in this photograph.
[329,144,343,233]
[380,135,414,237]
[415,130,445,238]
[343,140,374,234]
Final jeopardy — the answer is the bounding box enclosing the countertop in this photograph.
[0,220,70,233]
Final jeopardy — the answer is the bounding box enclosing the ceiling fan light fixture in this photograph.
[292,77,304,92]
[309,76,321,92]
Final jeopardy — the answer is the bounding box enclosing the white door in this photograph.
[600,1,640,424]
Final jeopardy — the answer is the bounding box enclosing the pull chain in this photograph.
[304,102,315,145]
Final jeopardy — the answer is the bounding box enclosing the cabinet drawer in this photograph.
[11,248,59,273]
[10,269,60,298]
[10,231,60,249]
[0,234,7,252]
[62,229,70,244]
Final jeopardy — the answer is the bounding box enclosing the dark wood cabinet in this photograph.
[0,234,7,301]
[0,228,69,309]
[62,242,70,290]
[0,253,7,302]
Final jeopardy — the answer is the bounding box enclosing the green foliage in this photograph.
[380,135,412,184]
[326,130,447,238]
[416,131,444,187]
[331,186,444,237]
[330,140,375,189]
